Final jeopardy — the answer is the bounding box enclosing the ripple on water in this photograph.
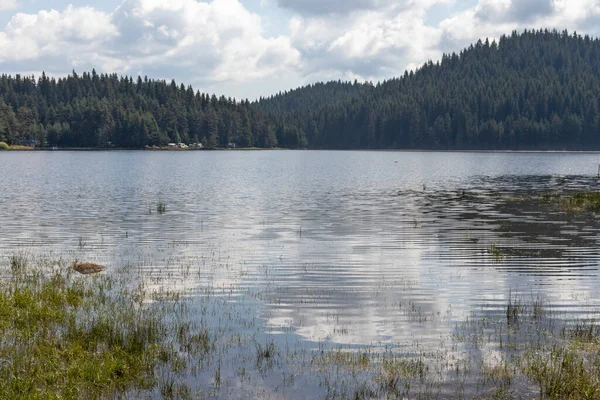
[1,151,600,348]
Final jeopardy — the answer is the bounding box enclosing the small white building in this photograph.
[167,143,177,149]
[178,143,188,149]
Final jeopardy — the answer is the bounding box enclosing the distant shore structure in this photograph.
[163,142,204,150]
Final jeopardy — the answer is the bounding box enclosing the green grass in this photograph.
[490,243,506,261]
[0,259,168,399]
[506,291,525,326]
[0,141,8,150]
[5,144,32,150]
[3,254,600,399]
[560,192,600,213]
[541,191,600,213]
[521,342,600,399]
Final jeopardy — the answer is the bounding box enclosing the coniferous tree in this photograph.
[1,30,600,150]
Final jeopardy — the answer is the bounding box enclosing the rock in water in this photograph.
[74,263,106,275]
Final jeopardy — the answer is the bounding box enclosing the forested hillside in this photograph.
[260,29,600,150]
[258,81,372,114]
[0,72,278,148]
[1,30,600,150]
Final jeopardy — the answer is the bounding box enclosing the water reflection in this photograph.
[1,151,600,349]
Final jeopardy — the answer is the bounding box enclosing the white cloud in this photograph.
[283,0,600,91]
[0,6,117,63]
[475,0,554,22]
[0,0,18,12]
[276,0,400,15]
[108,0,302,83]
[0,0,301,98]
[288,1,449,81]
[0,0,600,98]
[439,0,600,52]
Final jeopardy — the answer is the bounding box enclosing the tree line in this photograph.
[260,29,600,150]
[1,29,600,150]
[0,71,279,148]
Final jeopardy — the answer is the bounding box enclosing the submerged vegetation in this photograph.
[546,191,600,213]
[3,170,600,398]
[0,257,167,399]
[490,243,506,261]
[504,189,600,214]
[2,254,600,399]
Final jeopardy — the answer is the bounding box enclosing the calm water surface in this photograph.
[2,150,600,396]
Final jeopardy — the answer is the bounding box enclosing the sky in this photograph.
[0,0,599,100]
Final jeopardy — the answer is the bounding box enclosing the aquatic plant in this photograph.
[532,294,545,322]
[2,252,600,399]
[0,257,169,399]
[9,252,28,274]
[506,291,525,326]
[490,244,505,260]
[157,201,167,214]
[562,192,600,213]
[255,339,277,370]
[539,191,600,213]
[564,319,600,343]
[521,342,600,399]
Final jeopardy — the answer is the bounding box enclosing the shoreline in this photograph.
[1,146,289,152]
[4,147,600,154]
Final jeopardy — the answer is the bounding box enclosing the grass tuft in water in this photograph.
[522,342,600,400]
[542,191,600,213]
[9,252,29,274]
[490,244,506,261]
[157,202,167,214]
[563,192,600,213]
[0,257,168,399]
[506,291,525,326]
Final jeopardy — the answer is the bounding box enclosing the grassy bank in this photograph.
[143,146,289,151]
[0,142,34,151]
[0,144,288,151]
[0,256,168,399]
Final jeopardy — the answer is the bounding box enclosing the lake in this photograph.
[2,150,600,398]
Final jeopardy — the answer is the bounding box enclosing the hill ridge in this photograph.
[1,29,599,150]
